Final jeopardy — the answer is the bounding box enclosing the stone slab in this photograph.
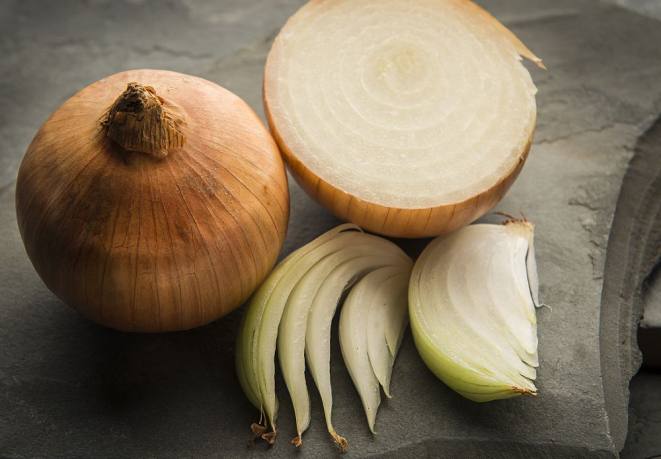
[621,369,661,459]
[1,0,661,457]
[623,114,661,373]
[598,113,661,453]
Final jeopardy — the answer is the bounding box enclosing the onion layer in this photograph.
[339,266,410,432]
[409,219,541,401]
[236,224,412,449]
[264,0,544,238]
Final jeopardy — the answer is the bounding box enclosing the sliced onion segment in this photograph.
[236,224,356,415]
[236,223,359,440]
[264,0,544,238]
[339,266,411,433]
[236,224,412,449]
[409,220,541,401]
[367,270,410,398]
[304,249,411,448]
[280,238,409,446]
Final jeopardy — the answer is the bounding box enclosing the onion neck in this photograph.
[102,82,185,158]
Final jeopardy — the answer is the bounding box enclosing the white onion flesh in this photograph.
[367,271,410,398]
[279,241,410,441]
[265,0,543,209]
[236,224,357,418]
[302,245,411,447]
[258,230,396,432]
[409,221,541,401]
[340,267,410,432]
[236,224,412,448]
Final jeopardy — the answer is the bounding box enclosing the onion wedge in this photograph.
[339,267,411,433]
[409,219,541,401]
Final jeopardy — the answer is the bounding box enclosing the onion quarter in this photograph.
[409,219,541,401]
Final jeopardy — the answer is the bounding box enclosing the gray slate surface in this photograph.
[1,0,661,457]
[622,369,661,459]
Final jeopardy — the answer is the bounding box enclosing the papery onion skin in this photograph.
[264,0,543,238]
[16,69,289,332]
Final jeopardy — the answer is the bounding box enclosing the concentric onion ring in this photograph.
[264,0,544,237]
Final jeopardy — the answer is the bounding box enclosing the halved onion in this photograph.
[264,0,544,238]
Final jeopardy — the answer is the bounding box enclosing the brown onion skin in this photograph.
[263,84,532,239]
[16,70,289,332]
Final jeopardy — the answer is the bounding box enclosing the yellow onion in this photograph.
[264,0,544,238]
[16,70,289,332]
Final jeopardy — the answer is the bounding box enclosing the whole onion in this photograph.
[16,70,289,332]
[264,0,544,238]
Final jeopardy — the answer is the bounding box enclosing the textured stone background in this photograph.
[599,3,661,458]
[1,0,660,457]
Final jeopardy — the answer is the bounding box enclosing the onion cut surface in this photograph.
[409,220,541,402]
[264,0,544,238]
